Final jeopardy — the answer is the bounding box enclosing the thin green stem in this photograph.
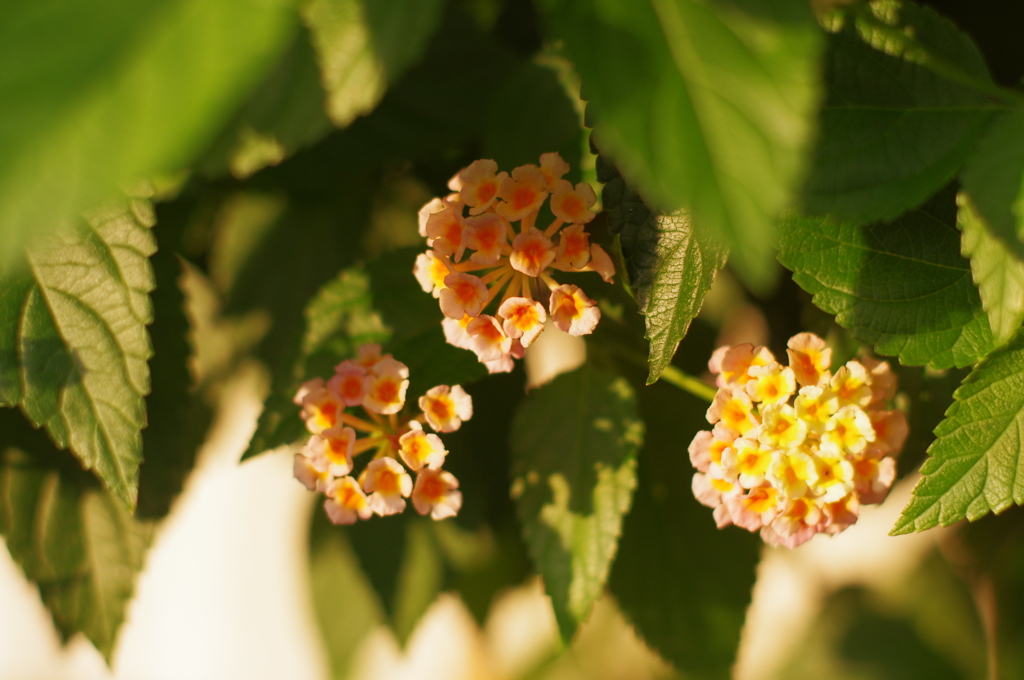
[659,364,718,403]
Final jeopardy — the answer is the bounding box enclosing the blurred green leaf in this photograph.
[198,26,333,179]
[482,61,583,177]
[610,382,760,680]
[778,188,994,370]
[135,248,213,518]
[510,363,643,640]
[542,0,822,291]
[0,200,157,509]
[0,0,298,259]
[303,0,445,127]
[244,267,388,460]
[0,410,153,662]
[961,110,1024,261]
[604,172,727,384]
[958,194,1024,347]
[802,2,998,223]
[893,327,1024,534]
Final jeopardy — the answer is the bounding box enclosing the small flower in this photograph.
[464,213,511,266]
[868,408,909,454]
[457,159,507,215]
[811,441,855,503]
[831,362,873,407]
[418,196,447,237]
[363,457,413,516]
[746,362,796,405]
[466,314,512,362]
[412,468,463,520]
[357,344,385,369]
[294,377,324,406]
[442,314,474,349]
[425,205,467,260]
[711,344,775,387]
[495,164,548,222]
[304,425,357,477]
[585,244,616,283]
[549,284,600,336]
[823,405,875,455]
[300,383,344,434]
[362,357,410,415]
[794,385,839,434]
[726,485,781,532]
[758,402,807,450]
[786,333,831,387]
[539,152,570,191]
[294,453,328,492]
[497,296,546,347]
[439,272,489,319]
[414,250,449,297]
[852,452,897,504]
[554,223,591,270]
[550,180,597,224]
[398,424,448,470]
[509,227,556,277]
[724,437,773,488]
[707,388,759,435]
[324,476,373,525]
[329,360,367,407]
[419,385,474,433]
[688,423,738,472]
[768,449,818,500]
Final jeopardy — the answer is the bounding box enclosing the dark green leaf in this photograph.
[243,267,388,460]
[542,0,822,290]
[0,200,157,508]
[0,0,297,260]
[136,248,213,518]
[610,383,760,679]
[960,109,1024,261]
[802,2,999,223]
[303,0,445,127]
[958,193,1024,346]
[0,410,153,661]
[482,61,583,178]
[777,189,994,369]
[892,328,1024,534]
[605,177,727,383]
[509,363,643,639]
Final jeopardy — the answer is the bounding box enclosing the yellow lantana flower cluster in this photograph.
[293,344,472,524]
[414,153,615,373]
[690,333,908,548]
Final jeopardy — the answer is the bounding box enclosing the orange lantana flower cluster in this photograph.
[293,344,471,524]
[415,153,614,372]
[690,333,908,548]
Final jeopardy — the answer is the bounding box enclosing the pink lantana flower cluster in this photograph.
[414,153,615,373]
[690,333,908,548]
[293,344,472,524]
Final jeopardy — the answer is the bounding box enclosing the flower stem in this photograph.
[659,365,717,402]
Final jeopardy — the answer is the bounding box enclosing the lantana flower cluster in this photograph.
[292,344,472,524]
[690,333,908,548]
[414,153,615,373]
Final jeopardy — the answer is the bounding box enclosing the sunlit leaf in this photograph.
[0,200,157,508]
[0,0,298,260]
[510,363,643,639]
[778,189,994,370]
[605,172,727,383]
[892,328,1024,534]
[542,0,822,291]
[958,194,1024,347]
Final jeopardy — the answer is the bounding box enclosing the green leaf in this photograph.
[958,193,1024,347]
[243,266,388,460]
[960,110,1024,261]
[303,0,445,127]
[135,248,213,518]
[542,0,822,291]
[777,189,994,370]
[198,26,333,179]
[605,176,727,383]
[0,200,157,508]
[892,328,1024,535]
[802,2,999,223]
[509,363,643,640]
[0,410,153,662]
[0,0,298,260]
[482,61,583,177]
[610,383,760,679]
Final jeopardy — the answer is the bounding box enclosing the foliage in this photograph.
[4,0,1024,677]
